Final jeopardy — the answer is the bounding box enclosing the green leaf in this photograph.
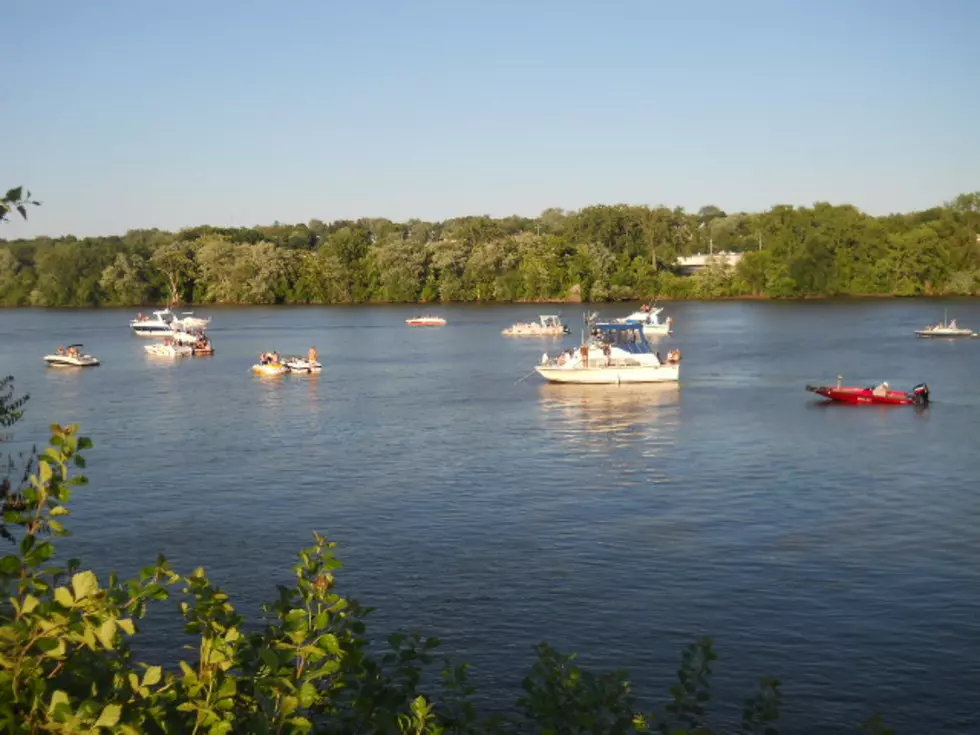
[94,703,122,729]
[21,594,39,613]
[50,505,70,517]
[72,570,99,600]
[96,618,118,649]
[117,618,135,635]
[143,665,162,687]
[39,461,53,484]
[48,689,70,713]
[259,648,279,670]
[5,187,23,202]
[0,555,20,575]
[54,586,74,608]
[298,681,317,708]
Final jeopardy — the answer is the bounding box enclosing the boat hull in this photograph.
[284,359,322,373]
[44,356,100,367]
[252,364,287,376]
[536,364,679,384]
[132,325,172,336]
[406,319,446,327]
[145,344,192,357]
[915,330,976,338]
[502,328,568,337]
[806,384,928,405]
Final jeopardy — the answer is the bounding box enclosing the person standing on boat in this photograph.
[309,346,318,364]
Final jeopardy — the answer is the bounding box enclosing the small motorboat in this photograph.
[406,315,447,327]
[44,344,100,368]
[283,356,322,373]
[806,376,929,405]
[502,314,570,337]
[915,310,976,338]
[145,343,193,358]
[252,363,287,376]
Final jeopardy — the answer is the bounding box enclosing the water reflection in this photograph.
[537,383,681,453]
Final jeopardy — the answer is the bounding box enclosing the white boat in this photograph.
[178,311,211,329]
[536,322,681,384]
[131,309,212,335]
[618,305,672,336]
[406,315,447,327]
[144,343,193,357]
[502,314,570,337]
[43,344,100,368]
[130,309,177,336]
[283,356,322,373]
[915,310,976,338]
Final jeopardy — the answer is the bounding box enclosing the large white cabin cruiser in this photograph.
[131,309,177,336]
[44,344,100,368]
[619,305,672,336]
[536,322,680,384]
[131,309,212,336]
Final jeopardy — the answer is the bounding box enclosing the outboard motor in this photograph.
[911,383,929,404]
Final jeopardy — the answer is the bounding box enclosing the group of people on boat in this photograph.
[56,346,81,358]
[259,350,282,365]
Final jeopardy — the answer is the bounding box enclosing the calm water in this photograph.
[2,300,979,733]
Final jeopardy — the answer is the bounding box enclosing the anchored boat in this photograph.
[406,315,447,327]
[806,376,929,405]
[915,310,976,338]
[44,344,100,368]
[618,304,673,336]
[145,343,193,357]
[502,314,569,337]
[536,320,680,384]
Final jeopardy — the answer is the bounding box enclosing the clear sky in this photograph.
[4,0,979,238]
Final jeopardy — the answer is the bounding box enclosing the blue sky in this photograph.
[4,0,979,238]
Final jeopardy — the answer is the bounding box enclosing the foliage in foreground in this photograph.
[2,192,980,306]
[0,380,894,734]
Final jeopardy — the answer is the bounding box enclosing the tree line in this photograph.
[2,193,979,307]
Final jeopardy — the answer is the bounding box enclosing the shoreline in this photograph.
[2,293,979,310]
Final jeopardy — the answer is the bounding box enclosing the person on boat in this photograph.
[308,346,318,364]
[541,352,549,365]
[271,351,280,364]
[872,382,889,397]
[57,346,65,356]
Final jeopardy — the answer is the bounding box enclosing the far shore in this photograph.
[2,293,979,310]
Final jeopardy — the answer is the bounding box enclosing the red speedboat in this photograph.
[806,377,929,406]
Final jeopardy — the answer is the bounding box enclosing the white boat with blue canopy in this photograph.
[536,320,680,384]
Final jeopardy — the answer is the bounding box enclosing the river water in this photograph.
[1,300,978,733]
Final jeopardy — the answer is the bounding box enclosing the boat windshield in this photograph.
[591,323,652,354]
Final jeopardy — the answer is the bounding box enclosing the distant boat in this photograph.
[406,316,447,327]
[502,314,569,336]
[618,305,673,337]
[915,309,976,338]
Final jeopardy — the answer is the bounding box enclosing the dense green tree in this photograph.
[3,192,980,306]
